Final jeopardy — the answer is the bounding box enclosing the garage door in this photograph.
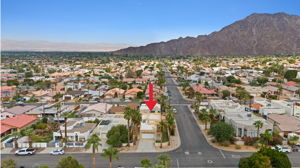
[141,133,154,139]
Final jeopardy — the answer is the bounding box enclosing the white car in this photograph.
[173,108,177,114]
[50,149,64,155]
[272,145,292,153]
[15,148,36,155]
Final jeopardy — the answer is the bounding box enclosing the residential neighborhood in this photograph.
[1,54,300,167]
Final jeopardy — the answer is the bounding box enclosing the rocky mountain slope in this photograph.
[115,13,300,56]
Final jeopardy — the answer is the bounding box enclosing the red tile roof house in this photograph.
[125,88,143,100]
[104,88,125,99]
[285,81,298,87]
[123,78,135,83]
[0,123,13,137]
[1,114,37,135]
[192,85,216,97]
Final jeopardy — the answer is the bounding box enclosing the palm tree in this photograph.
[191,103,200,113]
[199,109,210,130]
[124,107,133,146]
[54,103,62,116]
[159,121,167,148]
[85,134,101,168]
[195,92,203,104]
[288,136,300,150]
[23,128,34,148]
[277,85,283,100]
[209,108,217,124]
[11,131,20,149]
[101,147,119,168]
[260,130,272,147]
[166,109,175,136]
[185,87,195,99]
[61,112,73,147]
[157,95,167,113]
[140,158,152,168]
[157,154,171,168]
[253,120,264,137]
[131,110,142,144]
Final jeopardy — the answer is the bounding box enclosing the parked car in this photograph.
[173,108,177,114]
[15,148,36,155]
[50,149,64,155]
[294,144,300,152]
[272,145,292,153]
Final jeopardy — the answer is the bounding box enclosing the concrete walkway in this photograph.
[135,139,156,152]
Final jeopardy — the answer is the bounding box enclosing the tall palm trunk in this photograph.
[167,126,170,146]
[64,117,68,146]
[92,147,96,168]
[160,126,163,148]
[28,136,32,148]
[109,157,112,168]
[127,120,130,146]
[14,138,18,149]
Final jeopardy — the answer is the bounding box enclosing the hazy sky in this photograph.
[2,0,300,45]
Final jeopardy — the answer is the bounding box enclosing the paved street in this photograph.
[2,73,300,168]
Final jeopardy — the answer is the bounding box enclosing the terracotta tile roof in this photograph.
[32,90,49,97]
[125,88,143,95]
[192,86,215,95]
[0,123,12,134]
[110,106,126,114]
[286,81,298,86]
[266,82,277,86]
[105,88,125,96]
[1,114,37,129]
[123,78,135,82]
[126,103,139,110]
[251,103,262,110]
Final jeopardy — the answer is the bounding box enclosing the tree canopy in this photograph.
[209,122,234,142]
[239,148,291,168]
[106,125,128,147]
[56,156,84,168]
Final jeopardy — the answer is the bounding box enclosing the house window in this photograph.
[238,128,242,137]
[244,129,247,137]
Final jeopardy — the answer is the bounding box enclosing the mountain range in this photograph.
[115,13,300,56]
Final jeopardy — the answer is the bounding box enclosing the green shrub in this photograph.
[209,122,234,142]
[243,137,259,146]
[36,123,47,129]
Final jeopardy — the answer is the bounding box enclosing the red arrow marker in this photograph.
[144,83,157,111]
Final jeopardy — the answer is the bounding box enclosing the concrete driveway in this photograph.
[136,139,156,152]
